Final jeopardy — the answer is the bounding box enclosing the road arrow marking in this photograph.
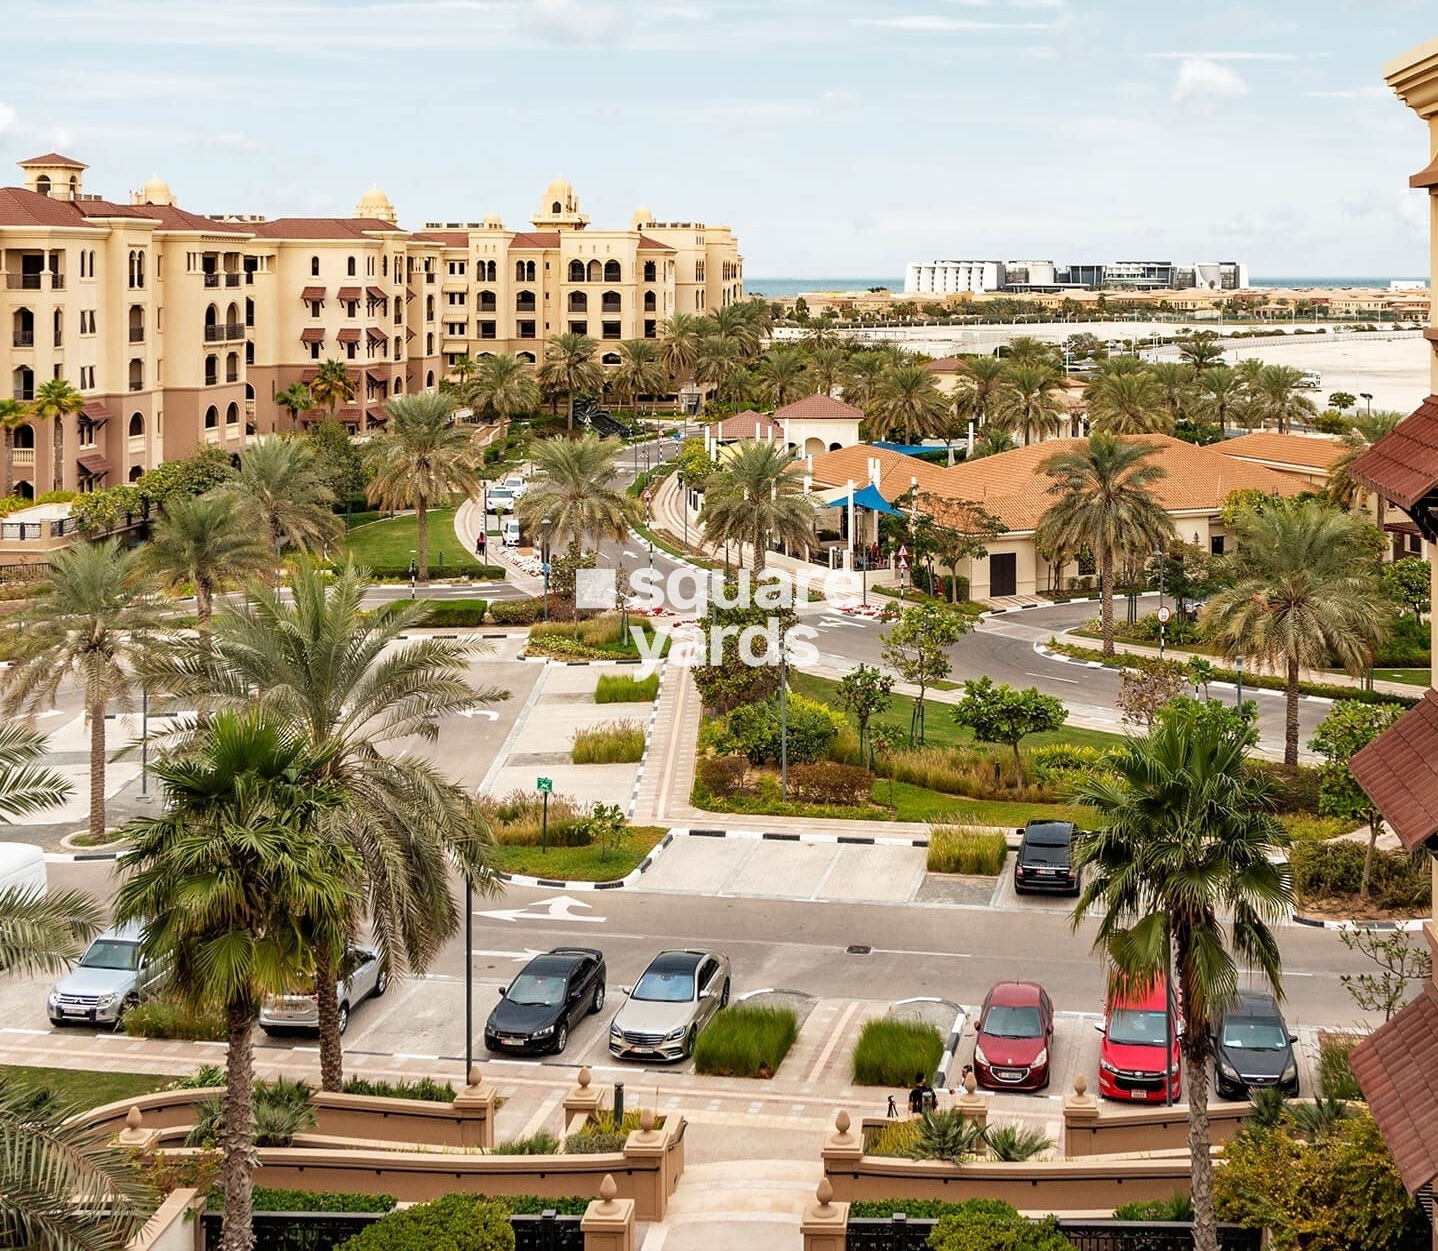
[457,709,500,720]
[472,947,548,962]
[475,895,606,924]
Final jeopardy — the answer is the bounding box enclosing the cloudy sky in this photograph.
[0,0,1433,278]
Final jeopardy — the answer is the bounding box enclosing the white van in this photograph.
[502,518,522,547]
[1298,370,1321,389]
[0,843,45,898]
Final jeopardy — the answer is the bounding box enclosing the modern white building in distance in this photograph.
[904,257,1249,294]
[904,260,1004,295]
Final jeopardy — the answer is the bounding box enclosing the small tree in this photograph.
[880,602,971,745]
[1187,656,1217,700]
[577,802,627,863]
[951,677,1067,788]
[836,665,894,764]
[1381,556,1430,620]
[1309,700,1405,898]
[1338,925,1432,1021]
[1115,656,1187,728]
[1328,391,1357,412]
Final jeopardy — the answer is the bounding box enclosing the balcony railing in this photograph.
[127,435,145,453]
[225,273,240,287]
[11,449,35,467]
[50,273,64,289]
[204,375,218,387]
[12,331,33,347]
[13,388,34,400]
[601,298,622,313]
[5,274,41,289]
[203,273,220,288]
[203,323,246,342]
[425,272,436,283]
[129,327,144,343]
[129,379,144,392]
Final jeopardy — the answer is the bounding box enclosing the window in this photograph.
[447,291,466,306]
[204,355,218,386]
[245,341,254,365]
[80,310,96,335]
[569,320,587,335]
[1210,535,1225,557]
[448,261,466,276]
[425,296,435,321]
[310,301,322,318]
[446,321,466,336]
[643,291,656,311]
[347,256,357,276]
[204,405,218,429]
[568,291,588,312]
[643,260,656,282]
[346,300,358,318]
[604,259,621,282]
[695,260,705,282]
[394,304,403,326]
[310,341,321,360]
[245,298,254,327]
[128,412,144,437]
[311,256,320,276]
[644,319,657,339]
[601,291,621,313]
[517,320,536,339]
[601,321,621,340]
[569,260,585,282]
[226,401,239,426]
[478,290,496,312]
[343,341,356,360]
[516,291,536,312]
[602,352,621,365]
[382,255,388,277]
[366,255,375,276]
[52,308,62,347]
[393,336,401,356]
[128,250,145,289]
[583,259,599,283]
[479,320,496,340]
[425,333,434,355]
[515,259,535,282]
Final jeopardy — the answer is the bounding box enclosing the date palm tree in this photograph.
[699,441,815,573]
[1037,434,1174,657]
[449,353,478,387]
[114,711,356,1251]
[142,563,504,1093]
[1148,361,1197,429]
[1203,498,1390,765]
[465,352,540,424]
[1086,370,1171,435]
[658,313,706,389]
[1072,700,1292,1251]
[228,435,341,558]
[1251,364,1317,434]
[1197,367,1249,435]
[868,361,948,443]
[274,382,315,433]
[538,332,603,434]
[610,339,669,421]
[753,347,809,409]
[0,539,168,840]
[137,490,271,632]
[994,361,1064,445]
[515,432,638,556]
[0,397,27,497]
[1178,331,1225,372]
[32,377,86,493]
[805,345,849,397]
[308,359,355,422]
[952,354,1006,431]
[365,391,484,582]
[693,336,741,407]
[839,349,887,412]
[708,302,765,360]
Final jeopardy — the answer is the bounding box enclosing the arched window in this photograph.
[347,256,357,276]
[602,352,621,366]
[204,355,218,386]
[245,382,254,399]
[311,256,320,276]
[69,175,77,198]
[13,423,34,449]
[601,290,621,313]
[128,359,143,391]
[394,376,404,393]
[604,260,621,282]
[393,336,402,357]
[225,302,238,327]
[128,412,144,437]
[14,480,33,500]
[515,260,526,281]
[426,334,434,356]
[52,308,63,346]
[568,292,588,312]
[226,402,239,426]
[382,255,388,277]
[36,175,50,196]
[245,297,254,326]
[204,405,218,429]
[643,291,656,312]
[136,252,144,288]
[587,259,602,282]
[551,201,562,214]
[486,260,497,281]
[245,341,254,365]
[12,367,34,401]
[128,465,144,482]
[569,260,585,282]
[425,295,435,320]
[225,352,238,383]
[205,304,217,331]
[517,351,535,364]
[129,305,144,340]
[12,307,33,344]
[426,370,435,387]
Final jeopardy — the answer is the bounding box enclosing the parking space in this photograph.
[988,864,1086,915]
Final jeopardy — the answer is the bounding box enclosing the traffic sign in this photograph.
[1156,606,1172,625]
[536,777,553,793]
[897,557,910,571]
[897,544,909,558]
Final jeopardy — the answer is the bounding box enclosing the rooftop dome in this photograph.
[141,176,174,206]
[355,185,397,223]
[481,213,504,229]
[630,206,654,230]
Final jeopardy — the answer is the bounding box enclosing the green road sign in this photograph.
[536,777,553,793]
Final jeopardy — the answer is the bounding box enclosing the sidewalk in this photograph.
[453,497,544,597]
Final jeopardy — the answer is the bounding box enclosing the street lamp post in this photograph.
[408,551,416,600]
[1360,391,1374,417]
[1154,545,1166,659]
[540,517,551,619]
[779,629,789,800]
[140,686,149,798]
[1235,652,1244,710]
[464,875,473,1075]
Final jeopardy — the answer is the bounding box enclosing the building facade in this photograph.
[903,255,1248,295]
[904,260,1005,295]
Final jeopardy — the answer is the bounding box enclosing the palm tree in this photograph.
[449,353,478,388]
[1178,332,1225,372]
[1086,370,1171,436]
[699,441,815,573]
[610,340,669,422]
[693,336,742,406]
[709,302,764,360]
[274,382,315,433]
[466,353,540,424]
[515,433,637,556]
[538,332,603,433]
[1252,365,1318,434]
[144,564,504,1092]
[0,721,73,827]
[309,359,355,422]
[658,313,706,389]
[137,491,271,632]
[0,397,27,498]
[804,346,849,397]
[994,362,1064,445]
[868,361,948,443]
[1204,499,1391,765]
[952,355,1006,430]
[32,377,86,493]
[0,540,167,840]
[1002,336,1060,368]
[1149,361,1196,429]
[753,347,809,408]
[839,350,887,412]
[1197,367,1249,435]
[1328,409,1403,527]
[1037,434,1174,657]
[114,711,356,1251]
[1072,700,1292,1251]
[365,391,484,582]
[228,435,342,557]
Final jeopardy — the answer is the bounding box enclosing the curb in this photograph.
[935,1004,968,1088]
[1289,913,1429,933]
[492,828,679,891]
[46,850,123,863]
[626,661,668,820]
[682,826,930,848]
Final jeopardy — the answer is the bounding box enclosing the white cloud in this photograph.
[523,0,621,43]
[1172,58,1248,104]
[0,102,15,135]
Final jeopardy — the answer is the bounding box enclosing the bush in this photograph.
[570,719,645,764]
[336,1193,515,1251]
[1248,762,1323,815]
[851,1198,1021,1220]
[339,564,505,582]
[246,1188,397,1214]
[123,995,227,1041]
[865,1118,922,1158]
[692,1005,798,1078]
[418,601,488,628]
[1375,612,1430,667]
[490,1131,560,1155]
[877,745,1055,804]
[489,598,549,625]
[928,1206,1070,1251]
[1114,1195,1194,1222]
[339,1076,455,1103]
[1290,841,1432,911]
[696,754,750,798]
[851,1018,944,1087]
[1029,743,1115,787]
[1279,814,1354,843]
[476,789,588,847]
[166,1065,226,1090]
[595,673,659,703]
[709,693,843,765]
[787,761,874,807]
[564,1110,662,1155]
[1317,1033,1364,1101]
[927,826,1007,875]
[190,1077,314,1148]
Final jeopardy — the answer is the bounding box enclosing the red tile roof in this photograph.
[1214,431,1347,472]
[774,394,865,422]
[1350,981,1438,1195]
[82,400,115,422]
[73,199,156,220]
[1350,689,1438,853]
[637,235,675,251]
[249,217,405,239]
[1348,395,1438,510]
[416,231,468,246]
[0,186,100,227]
[922,356,967,373]
[77,452,111,477]
[20,152,87,168]
[130,204,251,234]
[510,231,560,248]
[708,413,782,441]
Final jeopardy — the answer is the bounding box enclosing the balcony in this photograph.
[11,448,35,467]
[203,273,220,288]
[601,297,622,313]
[203,323,245,342]
[128,435,145,454]
[129,380,144,392]
[5,274,41,290]
[129,327,144,343]
[12,331,33,347]
[225,273,240,287]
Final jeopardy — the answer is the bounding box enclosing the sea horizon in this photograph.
[743,275,1427,297]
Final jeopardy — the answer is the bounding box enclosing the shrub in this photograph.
[496,1196,590,1215]
[786,761,874,807]
[570,719,645,764]
[1317,1033,1364,1101]
[338,564,505,582]
[1280,814,1355,843]
[123,995,226,1041]
[245,1188,397,1213]
[418,601,489,628]
[865,1118,922,1158]
[336,1193,515,1251]
[710,693,843,765]
[983,1124,1054,1161]
[339,1076,455,1103]
[696,754,750,798]
[490,1131,560,1155]
[909,1109,986,1162]
[928,1206,1070,1251]
[1029,743,1114,787]
[165,1065,226,1090]
[189,1077,314,1148]
[489,598,548,625]
[595,673,659,703]
[476,789,587,847]
[692,1005,798,1078]
[850,1199,1021,1220]
[851,1018,944,1087]
[927,826,1007,875]
[1246,762,1323,814]
[1290,841,1432,911]
[878,745,1055,804]
[564,1110,662,1155]
[1114,1194,1194,1221]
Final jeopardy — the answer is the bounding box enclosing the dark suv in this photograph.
[1014,821,1079,895]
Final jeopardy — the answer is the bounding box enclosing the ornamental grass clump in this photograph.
[692,1005,798,1078]
[927,825,1007,875]
[851,1018,944,1087]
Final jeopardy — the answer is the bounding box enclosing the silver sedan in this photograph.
[609,949,731,1062]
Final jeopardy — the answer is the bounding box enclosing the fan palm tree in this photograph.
[994,361,1064,445]
[1251,365,1318,434]
[658,313,706,388]
[466,353,540,424]
[868,361,948,443]
[0,540,168,840]
[1086,370,1171,436]
[1036,434,1174,657]
[610,340,669,421]
[538,332,604,434]
[1071,700,1292,1251]
[142,564,504,1092]
[228,435,342,557]
[137,491,271,632]
[1328,409,1403,527]
[753,347,809,409]
[1203,499,1390,765]
[0,397,27,498]
[32,377,86,492]
[113,711,356,1251]
[309,359,355,422]
[365,391,484,582]
[699,441,815,573]
[274,382,315,433]
[516,432,637,557]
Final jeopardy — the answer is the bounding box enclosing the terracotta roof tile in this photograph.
[1214,431,1347,472]
[509,231,560,248]
[1350,982,1438,1195]
[0,186,94,227]
[249,217,406,240]
[415,231,468,246]
[365,286,388,302]
[805,444,951,500]
[301,286,326,301]
[131,204,251,233]
[637,235,676,251]
[1349,395,1438,511]
[20,152,87,168]
[366,326,388,343]
[922,356,967,373]
[1350,690,1438,853]
[774,394,865,422]
[74,199,156,220]
[707,413,782,441]
[300,328,325,343]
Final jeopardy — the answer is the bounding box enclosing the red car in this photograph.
[972,981,1054,1092]
[1097,978,1181,1103]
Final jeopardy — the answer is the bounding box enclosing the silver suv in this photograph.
[47,921,169,1027]
[609,949,731,1062]
[259,945,387,1036]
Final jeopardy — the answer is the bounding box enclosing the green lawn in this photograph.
[1368,669,1430,687]
[0,1064,180,1110]
[339,509,484,573]
[879,781,1092,828]
[491,826,668,881]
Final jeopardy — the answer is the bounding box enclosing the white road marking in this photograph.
[472,947,548,962]
[475,895,606,924]
[1025,671,1079,684]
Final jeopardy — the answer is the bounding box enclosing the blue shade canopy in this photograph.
[824,483,900,515]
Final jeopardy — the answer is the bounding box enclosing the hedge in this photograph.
[1290,840,1432,911]
[339,1076,455,1102]
[417,602,488,628]
[335,563,506,582]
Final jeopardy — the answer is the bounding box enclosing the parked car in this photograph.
[1213,990,1299,1099]
[484,947,606,1055]
[973,981,1054,1092]
[500,474,527,498]
[1096,977,1181,1102]
[47,921,170,1028]
[610,949,731,1062]
[1013,820,1079,895]
[486,487,515,513]
[502,518,521,547]
[259,945,386,1036]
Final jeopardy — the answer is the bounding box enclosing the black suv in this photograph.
[1213,990,1299,1099]
[1014,821,1079,895]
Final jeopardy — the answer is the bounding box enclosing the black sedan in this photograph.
[484,947,606,1056]
[1213,990,1299,1099]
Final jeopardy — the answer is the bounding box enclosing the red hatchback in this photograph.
[973,981,1054,1092]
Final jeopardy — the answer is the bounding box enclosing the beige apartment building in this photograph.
[0,158,741,500]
